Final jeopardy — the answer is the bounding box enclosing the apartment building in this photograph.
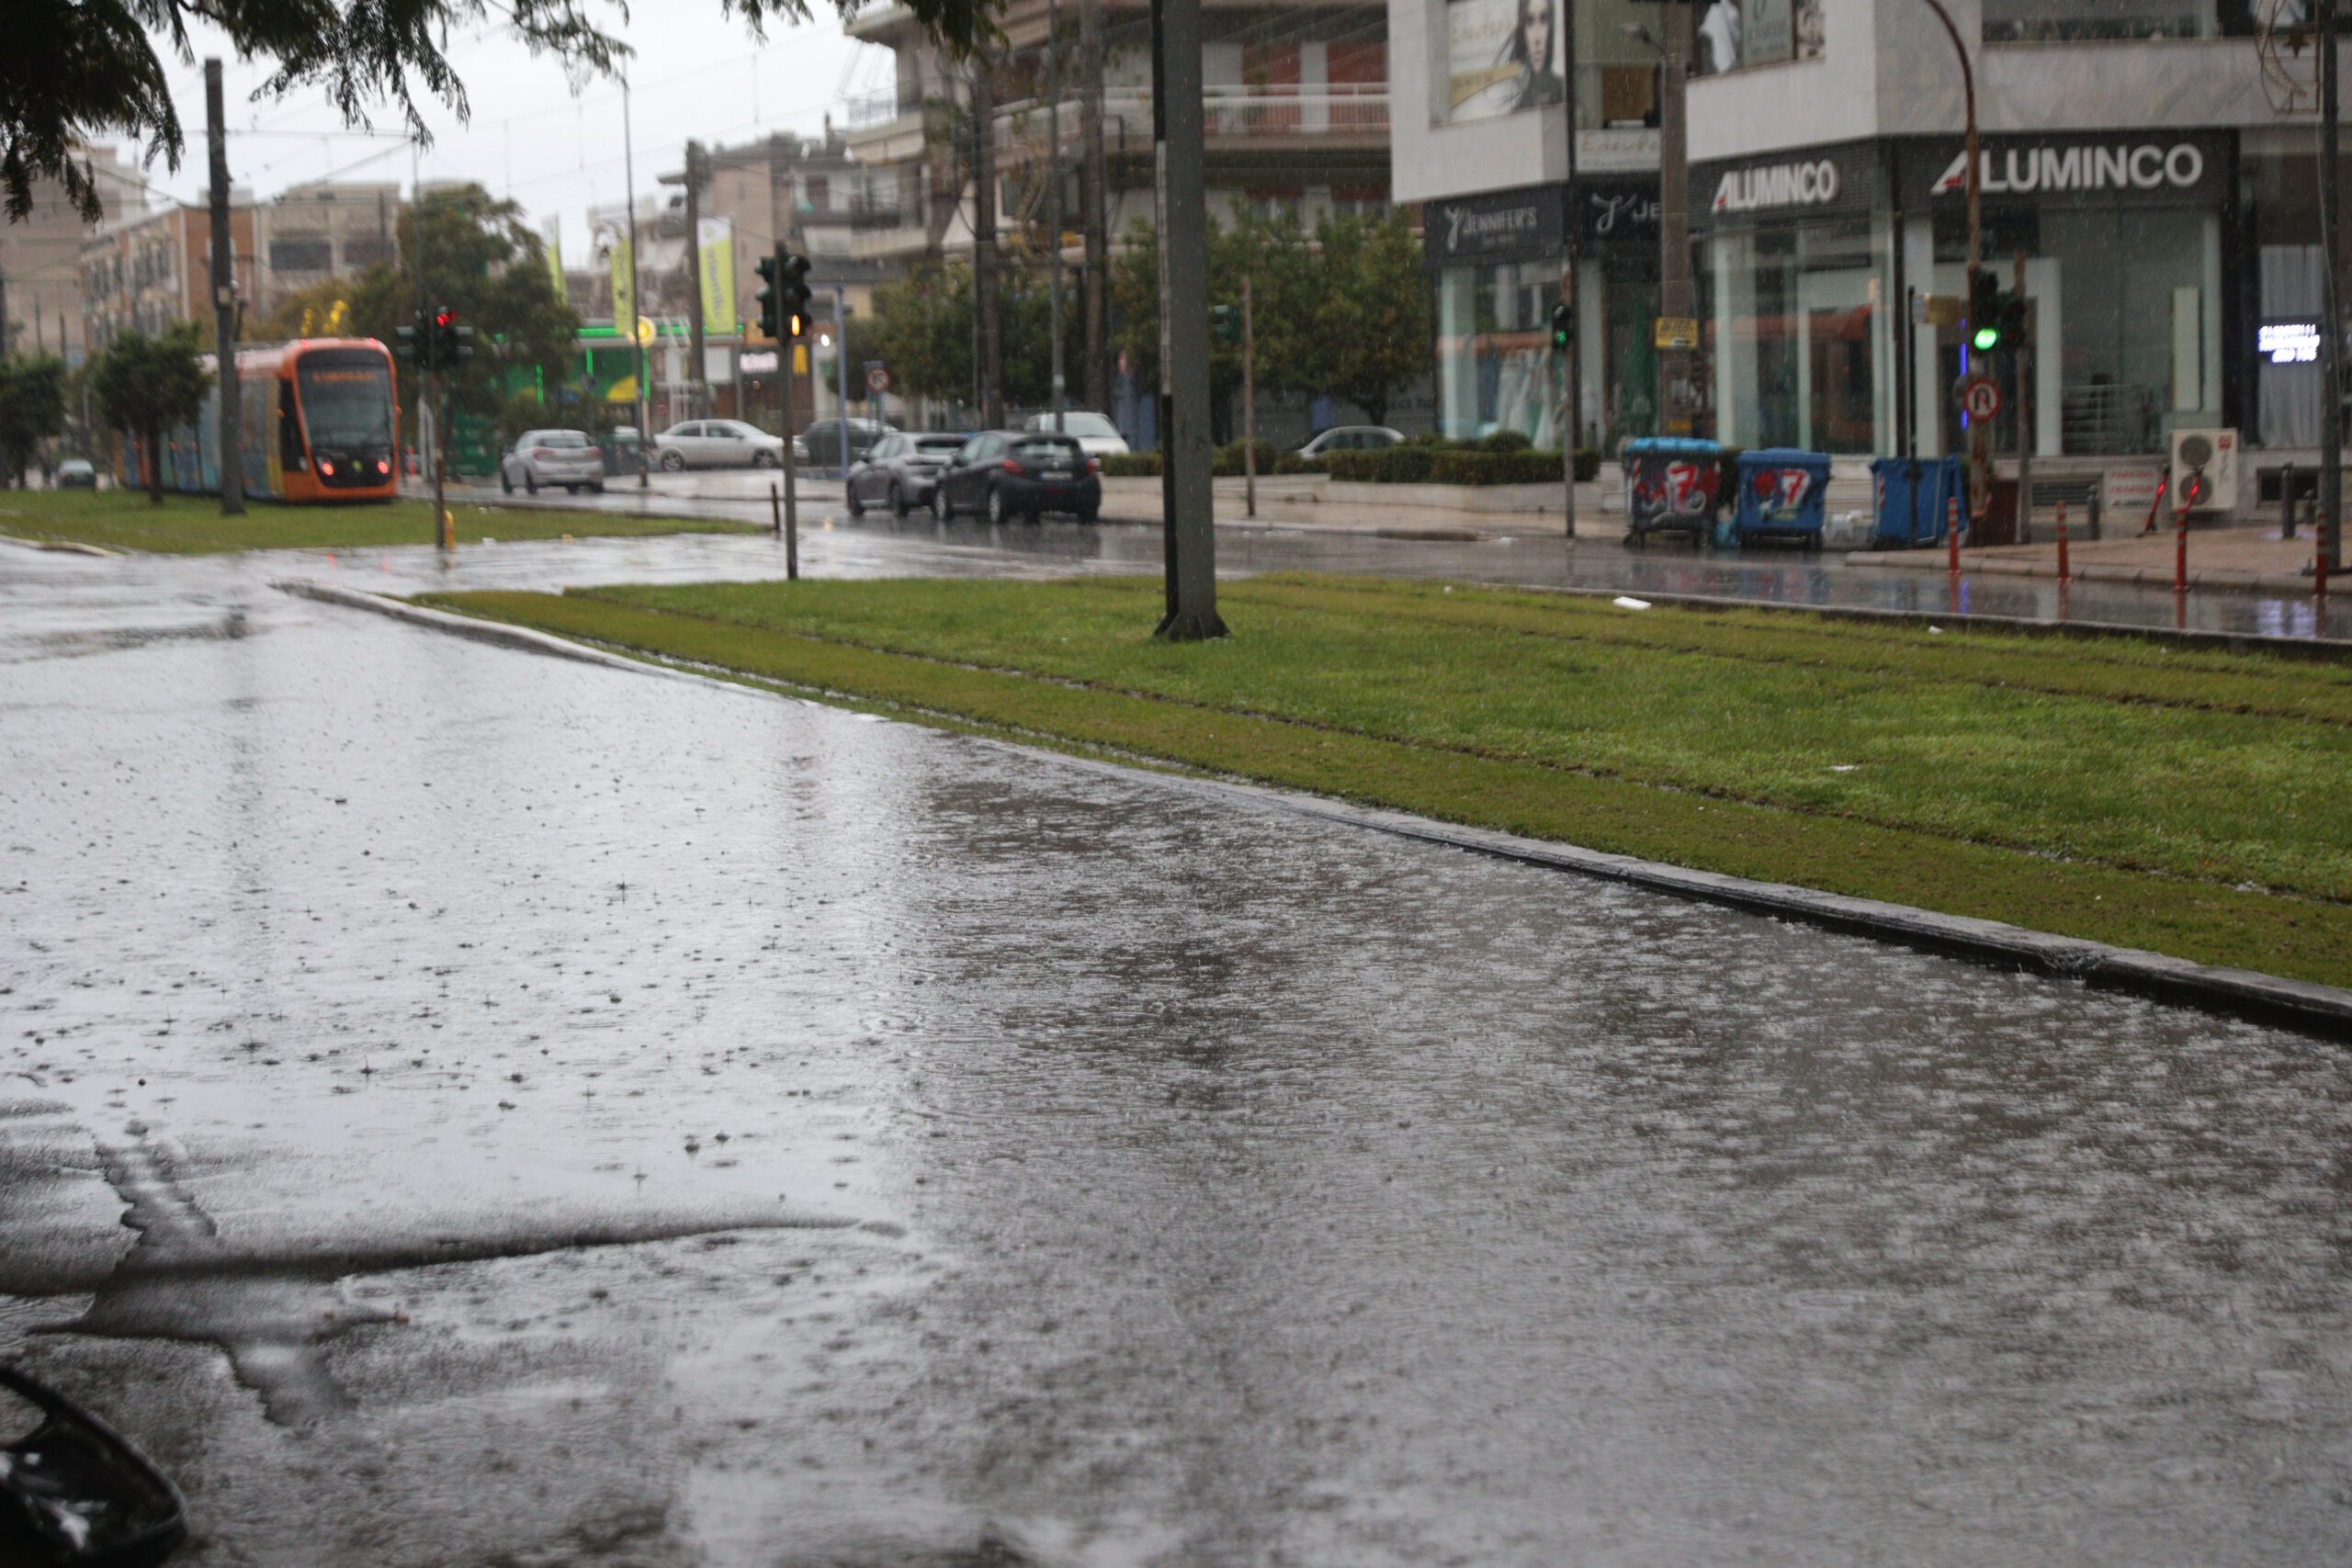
[81,200,259,353]
[254,181,405,318]
[1,144,147,364]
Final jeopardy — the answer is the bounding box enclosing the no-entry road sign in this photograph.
[1959,375,2001,422]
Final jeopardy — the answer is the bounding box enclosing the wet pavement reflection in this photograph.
[2,549,2348,1565]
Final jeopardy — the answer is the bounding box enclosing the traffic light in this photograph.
[754,250,781,340]
[394,321,420,372]
[432,306,461,369]
[1211,303,1239,347]
[1998,289,2029,351]
[1549,301,1573,354]
[779,252,813,341]
[451,323,476,366]
[1968,269,2005,353]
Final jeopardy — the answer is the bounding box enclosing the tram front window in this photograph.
[295,352,393,451]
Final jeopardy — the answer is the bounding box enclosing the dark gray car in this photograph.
[845,432,970,518]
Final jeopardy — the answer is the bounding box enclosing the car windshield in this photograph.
[1058,414,1119,439]
[295,350,393,447]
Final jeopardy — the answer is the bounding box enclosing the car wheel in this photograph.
[845,482,865,517]
[500,468,513,494]
[932,485,951,522]
[565,484,581,494]
[889,482,909,519]
[986,485,1009,525]
[589,482,605,494]
[524,470,537,495]
[660,449,686,472]
[752,449,777,469]
[1077,503,1099,525]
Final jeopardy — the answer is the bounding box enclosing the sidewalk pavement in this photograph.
[1853,523,2338,595]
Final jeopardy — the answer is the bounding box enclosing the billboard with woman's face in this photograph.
[1446,0,1564,123]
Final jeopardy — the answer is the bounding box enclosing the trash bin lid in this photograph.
[1623,437,1723,457]
[1738,446,1830,467]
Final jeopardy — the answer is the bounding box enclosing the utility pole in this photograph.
[410,137,431,508]
[2013,247,2032,543]
[684,140,706,422]
[1657,3,1695,437]
[1152,0,1224,639]
[1081,0,1110,413]
[1559,0,1579,536]
[973,62,1003,429]
[623,77,649,487]
[769,136,789,437]
[2323,0,2343,573]
[206,61,244,515]
[1048,0,1069,432]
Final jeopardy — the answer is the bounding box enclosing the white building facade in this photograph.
[1394,0,2342,460]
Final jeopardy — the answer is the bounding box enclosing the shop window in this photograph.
[1692,0,1826,75]
[1436,259,1566,445]
[1711,220,1886,453]
[1982,0,2259,43]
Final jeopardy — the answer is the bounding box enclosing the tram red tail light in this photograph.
[318,460,336,477]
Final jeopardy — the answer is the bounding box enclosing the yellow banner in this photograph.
[545,219,564,299]
[697,219,735,336]
[608,235,634,333]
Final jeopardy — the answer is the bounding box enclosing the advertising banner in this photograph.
[1446,0,1563,124]
[697,219,735,336]
[607,234,634,333]
[543,218,563,300]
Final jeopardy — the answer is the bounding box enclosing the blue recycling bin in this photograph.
[1621,436,1724,544]
[1868,456,1962,548]
[1732,447,1832,547]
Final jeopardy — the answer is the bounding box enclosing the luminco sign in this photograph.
[1929,141,2205,197]
[1712,159,1840,214]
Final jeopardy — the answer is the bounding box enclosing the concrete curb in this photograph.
[276,575,2352,1042]
[0,531,120,557]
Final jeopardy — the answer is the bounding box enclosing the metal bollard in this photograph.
[769,481,782,536]
[2055,499,2069,582]
[2175,495,2188,595]
[2283,462,2300,540]
[1947,494,1962,575]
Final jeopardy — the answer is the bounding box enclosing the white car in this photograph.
[1023,411,1129,459]
[1295,424,1406,458]
[500,429,605,495]
[651,419,787,471]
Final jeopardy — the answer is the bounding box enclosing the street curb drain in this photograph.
[277,577,2352,1043]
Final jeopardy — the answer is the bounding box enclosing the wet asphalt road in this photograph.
[469,470,2346,644]
[4,546,2351,1566]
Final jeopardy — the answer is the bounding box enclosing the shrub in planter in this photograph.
[1272,453,1324,476]
[1476,429,1535,454]
[1098,451,1162,478]
[1211,438,1280,477]
[1575,446,1601,482]
[1427,449,1567,485]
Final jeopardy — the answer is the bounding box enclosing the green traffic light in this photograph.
[1972,324,2000,352]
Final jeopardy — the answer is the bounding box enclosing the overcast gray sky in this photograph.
[144,6,886,265]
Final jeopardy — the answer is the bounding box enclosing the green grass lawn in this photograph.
[0,488,759,554]
[419,573,2352,989]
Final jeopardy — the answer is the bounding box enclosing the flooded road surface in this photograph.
[3,550,2349,1566]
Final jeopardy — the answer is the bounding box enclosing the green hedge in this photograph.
[1099,452,1161,478]
[1328,446,1602,485]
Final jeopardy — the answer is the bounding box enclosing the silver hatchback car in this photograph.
[501,429,605,494]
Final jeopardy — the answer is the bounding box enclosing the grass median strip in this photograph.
[421,575,2352,989]
[0,489,758,555]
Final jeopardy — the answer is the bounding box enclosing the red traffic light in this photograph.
[434,310,454,328]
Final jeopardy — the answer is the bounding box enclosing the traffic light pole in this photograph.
[1150,0,1225,640]
[206,61,243,518]
[1559,0,1578,537]
[1242,272,1257,519]
[1917,0,1984,524]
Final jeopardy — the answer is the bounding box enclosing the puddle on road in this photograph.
[1,563,2348,1563]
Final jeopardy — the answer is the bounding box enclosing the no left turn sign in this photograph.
[1959,375,2001,422]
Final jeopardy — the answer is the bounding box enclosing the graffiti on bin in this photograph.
[1749,467,1815,516]
[1632,460,1717,519]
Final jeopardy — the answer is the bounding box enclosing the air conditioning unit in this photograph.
[2167,427,2240,515]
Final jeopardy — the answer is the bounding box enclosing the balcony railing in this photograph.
[842,86,929,130]
[994,83,1389,144]
[848,195,917,232]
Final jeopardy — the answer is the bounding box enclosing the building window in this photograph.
[1434,258,1566,444]
[1709,218,1889,454]
[1982,0,2259,43]
[1693,0,1826,75]
[270,237,334,272]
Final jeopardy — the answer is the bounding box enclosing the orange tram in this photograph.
[122,338,400,502]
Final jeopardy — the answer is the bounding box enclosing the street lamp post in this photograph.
[1915,0,1983,525]
[623,76,648,489]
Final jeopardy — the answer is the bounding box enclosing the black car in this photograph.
[933,431,1102,524]
[799,417,894,470]
[844,432,970,518]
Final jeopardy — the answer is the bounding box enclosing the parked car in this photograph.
[1020,410,1129,458]
[650,419,786,470]
[1295,424,1405,459]
[845,431,972,518]
[54,457,97,490]
[799,417,895,469]
[500,429,605,494]
[932,430,1102,524]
